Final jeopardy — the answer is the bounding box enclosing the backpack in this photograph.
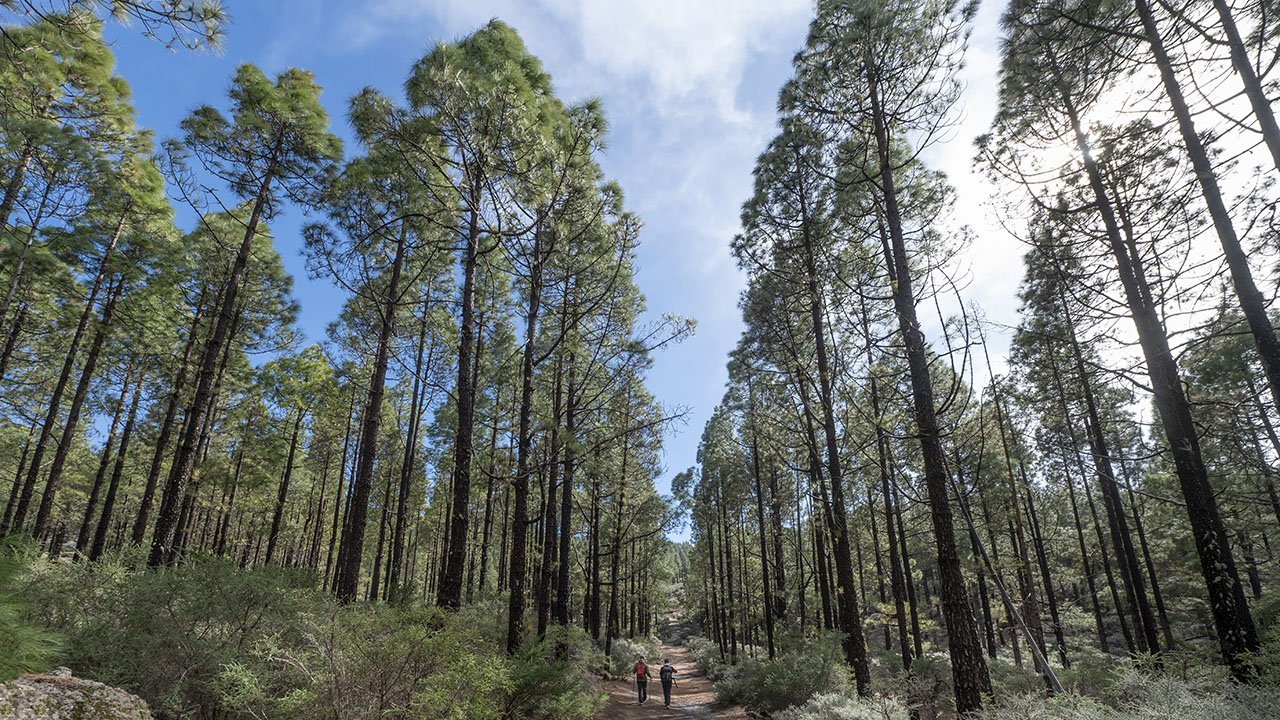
[635,661,647,679]
[660,664,675,682]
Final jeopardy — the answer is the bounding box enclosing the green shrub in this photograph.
[20,552,323,718]
[504,633,606,720]
[772,692,909,720]
[713,634,849,713]
[0,538,61,680]
[606,636,658,677]
[219,604,511,720]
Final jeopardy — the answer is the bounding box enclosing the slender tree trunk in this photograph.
[0,140,34,237]
[325,392,356,590]
[369,468,393,601]
[749,424,776,660]
[391,300,430,597]
[438,187,484,609]
[89,384,142,562]
[35,275,125,539]
[266,409,304,564]
[1118,458,1176,649]
[1060,272,1159,654]
[1136,0,1280,429]
[1057,79,1258,676]
[132,297,205,545]
[149,154,278,567]
[869,74,989,710]
[76,375,132,556]
[1047,349,1111,654]
[1023,470,1069,667]
[553,354,576,626]
[796,164,869,692]
[0,303,28,386]
[334,219,406,598]
[10,212,124,535]
[505,226,546,653]
[984,339,1049,675]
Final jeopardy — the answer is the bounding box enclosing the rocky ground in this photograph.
[0,667,151,720]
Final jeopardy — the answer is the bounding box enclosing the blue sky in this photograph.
[97,0,1019,540]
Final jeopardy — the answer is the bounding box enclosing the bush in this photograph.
[20,551,321,718]
[772,693,909,720]
[17,550,607,720]
[0,538,61,680]
[606,636,659,677]
[219,604,511,720]
[713,634,849,713]
[505,634,606,720]
[976,668,1280,720]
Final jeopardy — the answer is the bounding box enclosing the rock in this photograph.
[0,670,151,720]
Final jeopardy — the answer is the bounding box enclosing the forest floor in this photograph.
[597,642,750,720]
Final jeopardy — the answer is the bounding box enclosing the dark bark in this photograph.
[505,226,546,653]
[438,185,483,609]
[132,297,205,545]
[265,409,304,565]
[334,219,407,599]
[1058,78,1258,676]
[35,274,125,539]
[89,386,141,563]
[10,212,123,535]
[869,74,989,710]
[76,376,131,557]
[796,158,870,692]
[149,154,278,567]
[750,425,776,659]
[390,300,429,597]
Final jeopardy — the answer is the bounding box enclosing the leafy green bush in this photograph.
[0,538,62,681]
[713,634,849,713]
[219,604,511,720]
[504,633,606,720]
[772,692,909,720]
[19,551,321,718]
[17,551,606,720]
[606,636,659,677]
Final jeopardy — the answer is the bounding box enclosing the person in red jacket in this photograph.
[633,657,651,704]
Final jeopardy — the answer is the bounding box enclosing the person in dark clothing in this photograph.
[634,657,650,704]
[659,658,678,708]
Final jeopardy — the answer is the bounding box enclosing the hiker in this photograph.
[659,657,678,708]
[634,656,651,704]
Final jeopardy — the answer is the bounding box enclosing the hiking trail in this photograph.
[596,629,750,719]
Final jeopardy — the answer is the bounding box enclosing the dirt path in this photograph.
[597,643,749,719]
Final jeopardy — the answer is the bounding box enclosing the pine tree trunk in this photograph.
[505,227,546,653]
[797,169,870,692]
[334,219,405,598]
[132,296,205,545]
[10,212,124,535]
[35,275,125,539]
[553,355,576,626]
[266,409,304,564]
[438,190,483,609]
[89,385,141,562]
[0,303,29,386]
[869,74,988,710]
[390,301,429,597]
[1058,79,1258,676]
[76,376,131,557]
[750,426,776,659]
[148,157,277,567]
[1046,347,1111,654]
[0,140,34,237]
